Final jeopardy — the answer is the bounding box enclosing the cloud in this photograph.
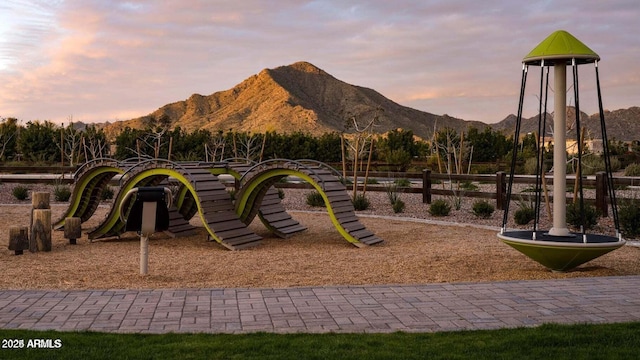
[1,0,639,124]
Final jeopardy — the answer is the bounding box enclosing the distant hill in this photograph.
[103,61,487,140]
[103,61,639,141]
[492,107,640,141]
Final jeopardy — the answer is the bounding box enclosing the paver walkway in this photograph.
[1,276,639,334]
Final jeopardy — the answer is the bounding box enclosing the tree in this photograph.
[57,120,83,166]
[466,126,510,163]
[17,121,59,163]
[82,125,109,160]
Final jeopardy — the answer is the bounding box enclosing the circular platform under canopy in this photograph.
[498,231,625,272]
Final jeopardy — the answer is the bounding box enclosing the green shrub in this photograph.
[277,188,285,199]
[429,199,451,217]
[306,191,325,207]
[365,178,379,184]
[566,202,599,230]
[619,199,640,238]
[12,185,29,200]
[394,178,411,187]
[392,199,405,213]
[624,163,640,177]
[101,186,114,201]
[524,157,539,175]
[385,182,400,205]
[352,194,370,211]
[227,188,236,201]
[54,184,72,202]
[472,200,494,218]
[460,180,478,191]
[514,199,535,225]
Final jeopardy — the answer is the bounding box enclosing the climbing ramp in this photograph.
[236,159,383,247]
[59,158,383,250]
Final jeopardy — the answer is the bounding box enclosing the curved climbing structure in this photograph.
[236,159,383,247]
[59,158,383,250]
[53,158,124,230]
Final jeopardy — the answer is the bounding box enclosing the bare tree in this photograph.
[343,107,383,200]
[205,132,226,162]
[57,119,83,166]
[0,117,18,161]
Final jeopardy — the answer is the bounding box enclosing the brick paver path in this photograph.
[1,276,639,333]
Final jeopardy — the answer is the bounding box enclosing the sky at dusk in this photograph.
[1,0,639,126]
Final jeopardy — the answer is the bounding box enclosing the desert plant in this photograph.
[277,188,285,199]
[54,184,72,202]
[514,198,535,225]
[365,178,379,184]
[624,163,640,177]
[619,199,640,238]
[429,199,451,217]
[352,193,370,211]
[227,188,236,201]
[566,202,599,230]
[306,191,325,207]
[449,193,463,211]
[460,180,479,191]
[101,186,114,201]
[384,182,400,205]
[394,178,411,187]
[392,199,405,213]
[472,200,494,218]
[12,185,29,200]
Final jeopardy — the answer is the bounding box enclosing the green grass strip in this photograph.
[1,322,639,359]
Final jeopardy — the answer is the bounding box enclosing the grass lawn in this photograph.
[1,322,639,359]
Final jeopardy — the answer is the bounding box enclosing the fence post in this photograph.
[422,169,432,204]
[595,171,608,217]
[496,171,506,210]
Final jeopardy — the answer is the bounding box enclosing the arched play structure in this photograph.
[498,30,625,271]
[54,158,383,250]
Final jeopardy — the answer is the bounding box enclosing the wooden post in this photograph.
[32,192,50,210]
[595,171,608,217]
[496,171,506,210]
[31,209,52,252]
[30,192,51,252]
[422,169,432,204]
[64,217,82,245]
[9,226,29,255]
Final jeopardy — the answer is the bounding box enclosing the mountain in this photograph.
[103,61,639,142]
[492,107,640,141]
[104,61,487,140]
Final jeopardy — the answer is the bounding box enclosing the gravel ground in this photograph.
[1,181,638,290]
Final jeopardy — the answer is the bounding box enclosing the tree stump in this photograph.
[9,226,29,255]
[30,209,52,252]
[64,217,82,245]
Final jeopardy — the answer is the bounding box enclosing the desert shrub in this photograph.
[365,178,379,184]
[394,178,411,187]
[277,188,285,199]
[579,155,621,175]
[624,163,640,177]
[566,202,599,230]
[619,199,640,238]
[227,188,236,201]
[460,180,478,191]
[514,199,535,225]
[385,182,400,205]
[449,192,463,210]
[429,199,451,217]
[101,186,114,201]
[54,184,72,202]
[473,163,498,174]
[12,185,29,200]
[392,199,405,213]
[524,157,539,175]
[352,194,370,211]
[472,200,494,218]
[306,191,325,207]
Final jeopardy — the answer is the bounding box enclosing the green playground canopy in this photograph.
[523,30,600,65]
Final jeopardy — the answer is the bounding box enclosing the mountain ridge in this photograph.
[103,61,640,141]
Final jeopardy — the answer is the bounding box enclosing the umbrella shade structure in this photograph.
[498,30,625,272]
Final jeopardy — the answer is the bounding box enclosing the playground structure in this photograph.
[498,30,625,271]
[54,157,383,250]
